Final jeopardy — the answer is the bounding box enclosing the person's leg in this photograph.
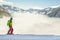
[10,28,13,34]
[7,28,11,34]
[7,27,13,34]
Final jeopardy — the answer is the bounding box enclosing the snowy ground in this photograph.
[0,34,60,40]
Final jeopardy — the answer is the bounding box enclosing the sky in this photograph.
[4,0,60,9]
[0,0,60,9]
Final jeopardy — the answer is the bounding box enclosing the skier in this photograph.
[7,17,13,34]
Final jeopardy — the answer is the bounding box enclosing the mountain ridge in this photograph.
[0,4,60,18]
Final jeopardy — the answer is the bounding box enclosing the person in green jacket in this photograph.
[7,17,13,34]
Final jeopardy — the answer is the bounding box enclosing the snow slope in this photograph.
[0,34,60,40]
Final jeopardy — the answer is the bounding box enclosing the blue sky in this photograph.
[5,0,60,8]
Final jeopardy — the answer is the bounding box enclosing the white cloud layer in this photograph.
[0,12,60,35]
[0,0,13,5]
[17,5,44,9]
[50,5,60,8]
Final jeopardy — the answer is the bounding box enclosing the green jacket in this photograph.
[7,18,12,27]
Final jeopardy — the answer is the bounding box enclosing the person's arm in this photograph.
[7,20,10,26]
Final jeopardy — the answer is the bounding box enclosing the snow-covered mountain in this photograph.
[0,4,60,18]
